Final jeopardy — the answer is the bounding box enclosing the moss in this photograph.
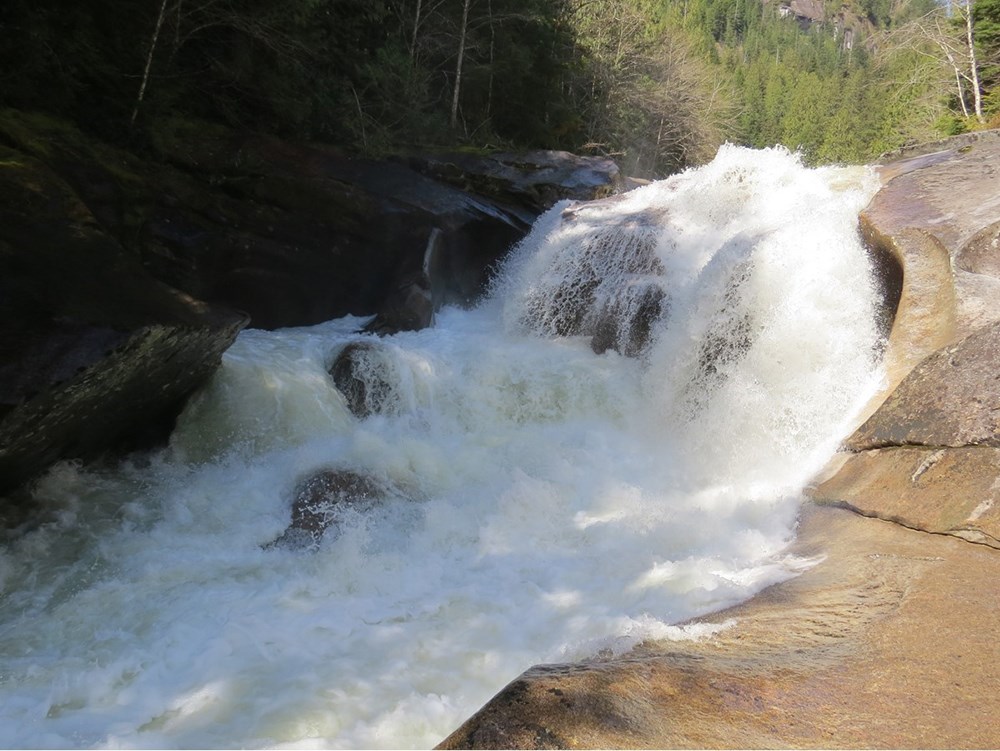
[147,116,240,174]
[0,108,77,160]
[0,108,151,190]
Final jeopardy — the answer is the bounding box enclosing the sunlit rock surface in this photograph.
[847,321,1000,451]
[440,505,1000,750]
[439,132,1000,749]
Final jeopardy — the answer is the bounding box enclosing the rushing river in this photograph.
[0,146,883,749]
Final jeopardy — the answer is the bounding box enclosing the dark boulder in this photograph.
[146,118,534,325]
[0,111,534,333]
[0,113,628,339]
[0,143,247,499]
[329,342,396,419]
[516,201,668,357]
[588,281,667,357]
[268,469,387,548]
[404,149,625,215]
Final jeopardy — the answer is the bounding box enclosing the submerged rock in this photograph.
[518,203,669,357]
[269,469,386,548]
[588,281,666,357]
[329,342,395,419]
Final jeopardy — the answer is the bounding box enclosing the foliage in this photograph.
[0,0,996,174]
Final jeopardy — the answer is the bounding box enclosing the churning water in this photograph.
[0,146,883,748]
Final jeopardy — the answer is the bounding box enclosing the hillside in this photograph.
[0,0,995,174]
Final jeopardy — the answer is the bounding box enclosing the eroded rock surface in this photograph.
[847,321,1000,450]
[438,132,1000,750]
[439,506,1000,749]
[812,447,1000,548]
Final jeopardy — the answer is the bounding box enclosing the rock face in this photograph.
[815,130,1000,551]
[847,321,1000,450]
[1,111,623,337]
[437,132,1000,749]
[0,109,626,500]
[145,119,534,324]
[813,447,1000,548]
[404,150,624,216]
[0,141,247,499]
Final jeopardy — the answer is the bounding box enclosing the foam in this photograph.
[0,146,882,749]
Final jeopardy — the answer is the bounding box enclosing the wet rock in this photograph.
[329,342,395,419]
[520,202,667,357]
[588,281,666,357]
[363,270,434,336]
[0,143,247,498]
[269,469,386,548]
[438,505,1000,749]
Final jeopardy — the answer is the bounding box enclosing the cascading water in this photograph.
[0,146,884,749]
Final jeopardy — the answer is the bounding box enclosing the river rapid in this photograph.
[0,145,883,748]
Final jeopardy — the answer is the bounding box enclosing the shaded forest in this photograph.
[2,0,999,176]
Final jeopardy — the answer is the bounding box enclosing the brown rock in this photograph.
[438,505,1000,749]
[847,321,1000,451]
[957,220,1000,278]
[329,342,395,418]
[269,469,386,548]
[811,447,1000,548]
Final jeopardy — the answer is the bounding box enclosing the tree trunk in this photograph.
[410,0,423,62]
[131,0,171,127]
[941,43,971,117]
[486,0,495,124]
[450,0,472,130]
[964,1,984,120]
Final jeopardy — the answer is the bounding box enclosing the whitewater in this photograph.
[0,146,884,749]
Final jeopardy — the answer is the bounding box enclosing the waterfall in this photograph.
[0,146,883,749]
